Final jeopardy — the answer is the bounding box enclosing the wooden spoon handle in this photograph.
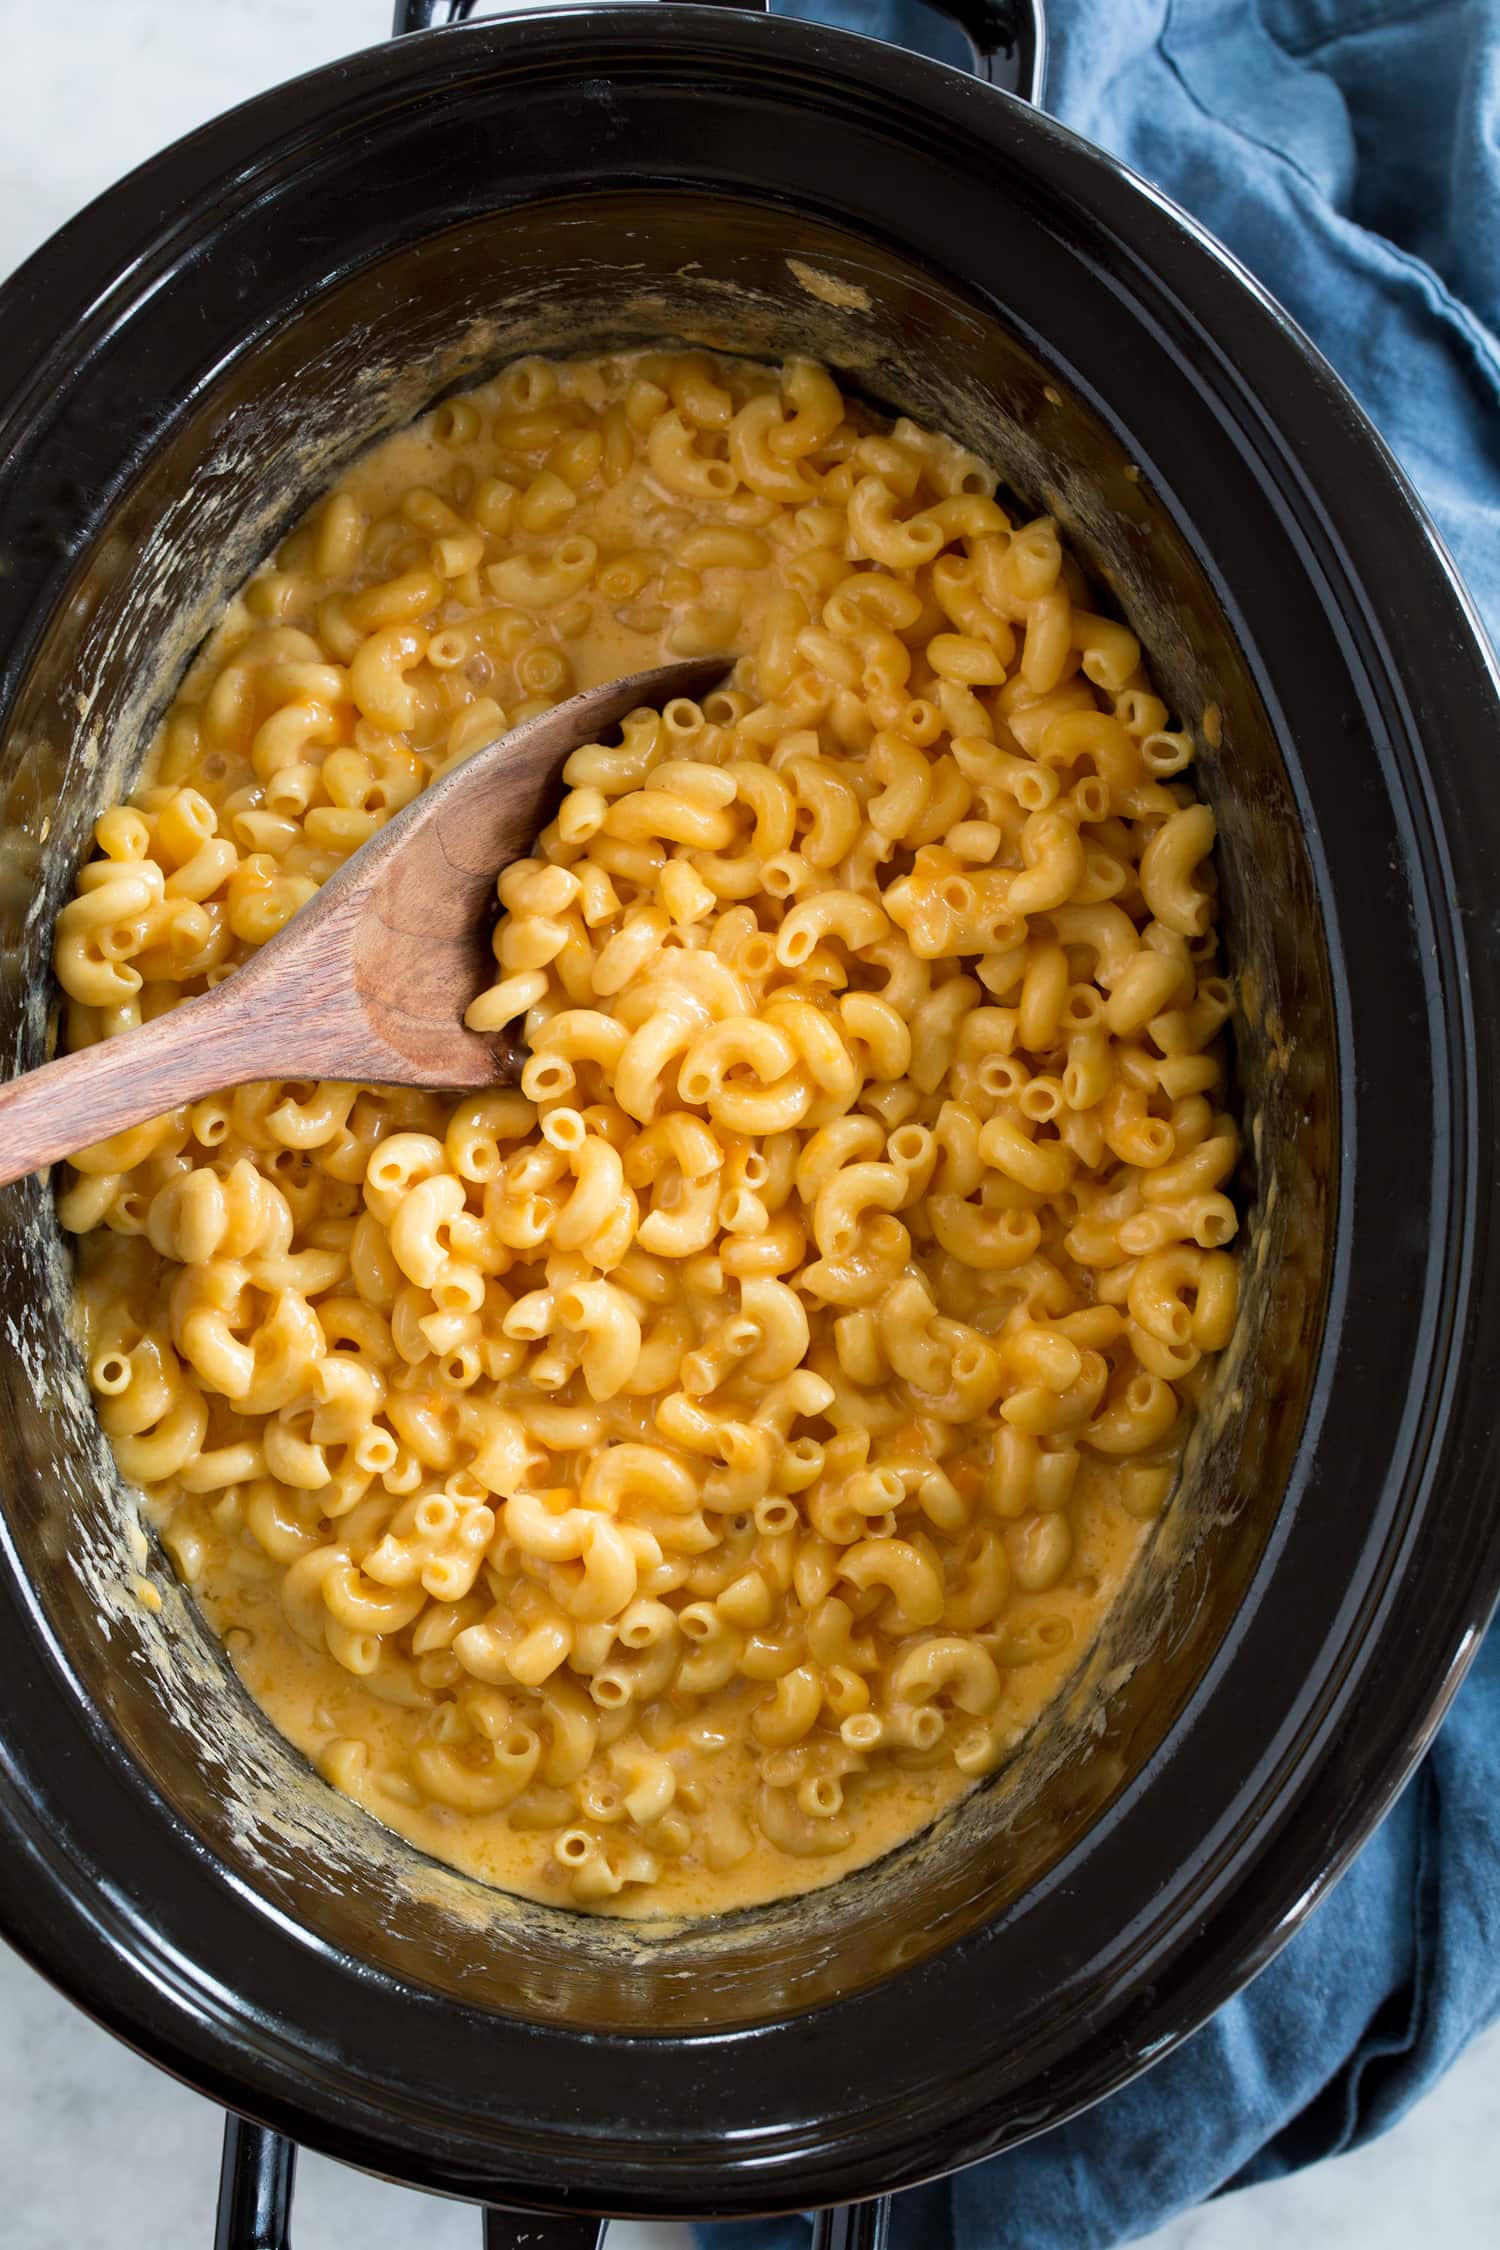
[0,986,262,1187]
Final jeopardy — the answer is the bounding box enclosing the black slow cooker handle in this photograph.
[216,2115,613,2249]
[394,0,1047,99]
[207,1,1042,2244]
[215,2118,294,2250]
[215,2111,890,2246]
[215,2113,888,2245]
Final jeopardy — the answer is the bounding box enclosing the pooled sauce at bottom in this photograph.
[202,1471,1145,1912]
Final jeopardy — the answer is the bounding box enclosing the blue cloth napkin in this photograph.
[707,4,1500,2243]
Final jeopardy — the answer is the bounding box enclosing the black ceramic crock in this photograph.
[0,2,1497,2244]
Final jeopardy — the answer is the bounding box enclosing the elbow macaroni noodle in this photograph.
[60,350,1240,1914]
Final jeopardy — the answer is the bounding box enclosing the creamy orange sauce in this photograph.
[196,1462,1144,1912]
[62,351,1237,1917]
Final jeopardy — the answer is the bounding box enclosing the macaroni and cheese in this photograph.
[59,350,1239,1914]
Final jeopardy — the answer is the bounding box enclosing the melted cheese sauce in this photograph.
[64,350,1236,1917]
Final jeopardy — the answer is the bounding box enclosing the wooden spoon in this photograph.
[0,658,727,1188]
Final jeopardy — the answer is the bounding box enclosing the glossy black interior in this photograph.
[0,178,1333,2016]
[0,7,1494,2218]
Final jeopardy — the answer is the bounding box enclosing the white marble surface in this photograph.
[2,4,1497,2245]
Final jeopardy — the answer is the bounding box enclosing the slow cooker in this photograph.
[0,1,1496,2243]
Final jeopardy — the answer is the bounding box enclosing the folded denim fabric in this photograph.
[703,4,1500,2242]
